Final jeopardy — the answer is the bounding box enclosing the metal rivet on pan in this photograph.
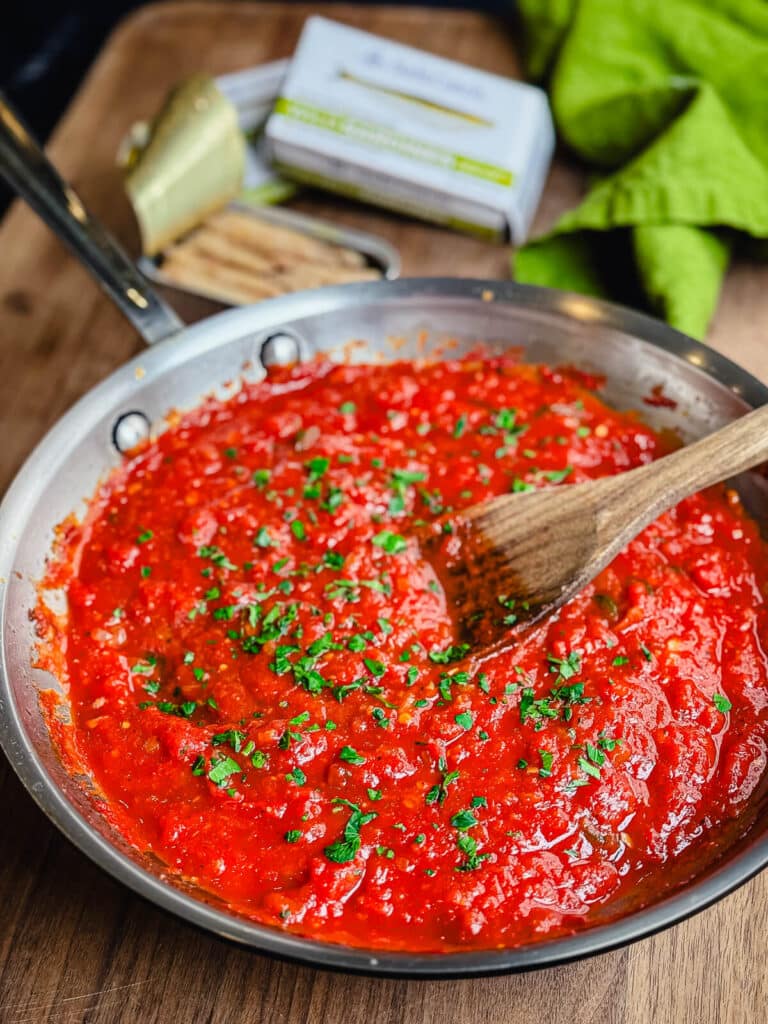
[260,332,302,367]
[112,411,151,454]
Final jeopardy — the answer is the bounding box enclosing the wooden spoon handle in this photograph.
[602,401,768,534]
[645,401,768,493]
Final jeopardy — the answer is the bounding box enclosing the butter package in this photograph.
[265,17,555,242]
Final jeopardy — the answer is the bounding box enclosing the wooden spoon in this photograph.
[431,403,768,646]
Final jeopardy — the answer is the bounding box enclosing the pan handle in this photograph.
[0,94,184,346]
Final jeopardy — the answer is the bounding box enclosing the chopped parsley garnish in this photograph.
[212,729,246,753]
[519,688,558,727]
[511,478,536,493]
[585,742,605,766]
[339,746,366,766]
[713,693,732,713]
[131,657,157,675]
[290,519,307,541]
[208,755,240,786]
[497,594,517,625]
[494,408,518,431]
[428,643,470,665]
[391,468,427,485]
[372,530,408,554]
[594,593,618,618]
[542,466,573,484]
[450,809,478,830]
[578,756,601,780]
[306,632,343,657]
[323,550,345,570]
[455,832,489,872]
[321,487,345,513]
[305,456,330,480]
[597,731,621,751]
[254,527,274,548]
[198,545,237,571]
[538,749,554,778]
[324,799,377,863]
[547,649,582,682]
[139,696,197,719]
[426,765,460,806]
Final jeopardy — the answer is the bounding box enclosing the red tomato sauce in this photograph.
[45,357,768,952]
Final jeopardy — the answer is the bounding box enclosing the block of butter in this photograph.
[265,17,555,242]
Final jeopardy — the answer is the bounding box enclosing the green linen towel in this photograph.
[514,0,768,338]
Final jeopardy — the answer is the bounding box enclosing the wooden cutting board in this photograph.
[0,4,766,1022]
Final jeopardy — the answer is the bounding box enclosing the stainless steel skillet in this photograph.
[2,94,768,978]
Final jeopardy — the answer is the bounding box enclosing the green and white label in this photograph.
[273,98,514,187]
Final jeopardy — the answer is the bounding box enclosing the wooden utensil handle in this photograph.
[649,401,768,493]
[604,402,768,534]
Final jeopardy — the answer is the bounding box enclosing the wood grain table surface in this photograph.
[1,4,767,1021]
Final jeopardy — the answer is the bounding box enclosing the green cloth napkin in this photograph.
[514,0,768,338]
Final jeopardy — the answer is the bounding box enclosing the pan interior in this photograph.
[2,280,768,974]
